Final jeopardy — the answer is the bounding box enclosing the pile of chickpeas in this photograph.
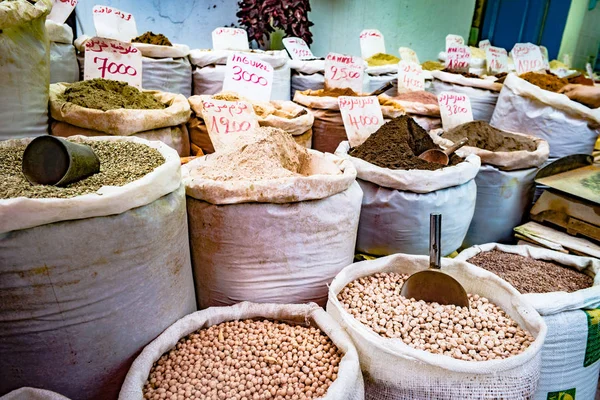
[338,272,535,361]
[143,319,342,400]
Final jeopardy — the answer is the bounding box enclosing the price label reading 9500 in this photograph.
[84,37,142,88]
[282,37,314,60]
[438,91,474,130]
[222,53,274,101]
[201,99,259,152]
[338,96,384,147]
[397,61,425,92]
[325,53,364,93]
[93,5,137,42]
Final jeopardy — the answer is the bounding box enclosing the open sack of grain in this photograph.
[49,80,192,156]
[327,253,547,400]
[0,136,196,399]
[457,244,600,400]
[119,302,364,400]
[182,127,362,308]
[46,20,78,84]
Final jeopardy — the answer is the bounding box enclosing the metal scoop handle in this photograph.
[369,80,396,96]
[443,137,469,157]
[430,213,441,270]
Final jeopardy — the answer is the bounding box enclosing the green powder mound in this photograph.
[59,79,166,111]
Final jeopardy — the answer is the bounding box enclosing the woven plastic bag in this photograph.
[119,302,365,400]
[327,253,547,400]
[0,0,51,139]
[183,152,362,307]
[457,243,600,400]
[46,20,78,84]
[0,136,197,400]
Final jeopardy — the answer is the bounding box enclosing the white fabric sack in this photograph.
[190,49,291,100]
[327,253,547,400]
[183,153,362,307]
[367,73,397,96]
[0,388,70,400]
[289,59,326,99]
[0,0,51,139]
[119,302,365,400]
[46,20,78,84]
[0,136,197,400]
[457,244,600,399]
[491,74,600,159]
[379,93,440,118]
[412,115,442,131]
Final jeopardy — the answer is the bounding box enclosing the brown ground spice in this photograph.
[568,74,595,86]
[59,79,166,111]
[444,121,536,152]
[313,87,361,97]
[132,31,173,46]
[520,72,568,93]
[468,250,594,293]
[349,115,462,170]
[441,68,481,79]
[393,91,438,105]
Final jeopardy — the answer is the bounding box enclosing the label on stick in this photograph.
[48,0,77,25]
[360,29,386,59]
[212,27,249,51]
[446,34,465,51]
[438,92,473,130]
[324,52,364,93]
[282,37,314,60]
[445,45,471,72]
[201,99,259,152]
[512,43,544,74]
[397,61,425,92]
[399,47,419,64]
[478,39,491,50]
[93,5,137,42]
[486,46,508,74]
[338,96,384,147]
[222,53,274,102]
[84,37,142,88]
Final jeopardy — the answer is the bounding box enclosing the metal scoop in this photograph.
[418,137,469,165]
[400,213,470,307]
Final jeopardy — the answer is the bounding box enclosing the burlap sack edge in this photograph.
[45,19,72,44]
[189,48,288,68]
[49,83,192,136]
[431,70,503,92]
[182,151,358,205]
[0,135,181,234]
[456,243,600,315]
[0,0,51,30]
[335,141,481,193]
[429,128,550,170]
[326,253,548,375]
[293,90,406,118]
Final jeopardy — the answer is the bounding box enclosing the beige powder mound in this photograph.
[194,127,310,181]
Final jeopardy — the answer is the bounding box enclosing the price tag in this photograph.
[540,45,550,69]
[324,52,364,93]
[512,43,544,74]
[282,37,314,60]
[446,34,465,51]
[47,0,77,24]
[212,27,249,51]
[360,29,386,59]
[338,96,384,147]
[222,53,274,101]
[399,47,419,64]
[397,61,425,92]
[486,46,508,74]
[201,99,259,152]
[445,45,471,72]
[93,5,137,42]
[84,37,142,88]
[438,92,473,130]
[478,39,491,50]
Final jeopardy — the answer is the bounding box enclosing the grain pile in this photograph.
[444,121,536,152]
[519,72,568,93]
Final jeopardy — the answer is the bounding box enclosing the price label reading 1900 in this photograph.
[438,91,473,130]
[325,52,364,93]
[338,96,384,147]
[201,99,260,152]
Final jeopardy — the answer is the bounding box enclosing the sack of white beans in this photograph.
[327,253,547,400]
[46,20,78,84]
[0,388,70,400]
[119,302,365,400]
[456,243,600,400]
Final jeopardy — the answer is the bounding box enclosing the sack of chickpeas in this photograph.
[187,93,314,155]
[49,81,192,156]
[119,302,365,400]
[0,388,70,400]
[327,253,547,400]
[457,243,600,400]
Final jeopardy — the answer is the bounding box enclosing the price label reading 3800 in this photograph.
[325,52,364,93]
[438,91,474,130]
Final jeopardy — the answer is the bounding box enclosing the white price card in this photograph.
[512,43,544,74]
[360,29,386,59]
[399,47,419,64]
[486,46,508,74]
[338,96,384,147]
[212,27,249,51]
[93,5,137,42]
[222,53,274,102]
[445,44,471,72]
[201,99,260,152]
[397,61,425,92]
[438,91,473,130]
[478,39,491,50]
[282,37,314,60]
[324,52,364,93]
[47,0,77,24]
[446,34,465,51]
[84,37,142,88]
[540,45,550,69]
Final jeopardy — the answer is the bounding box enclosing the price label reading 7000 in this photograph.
[325,53,364,93]
[84,37,142,88]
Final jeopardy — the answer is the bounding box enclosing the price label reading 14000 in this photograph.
[338,96,384,147]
